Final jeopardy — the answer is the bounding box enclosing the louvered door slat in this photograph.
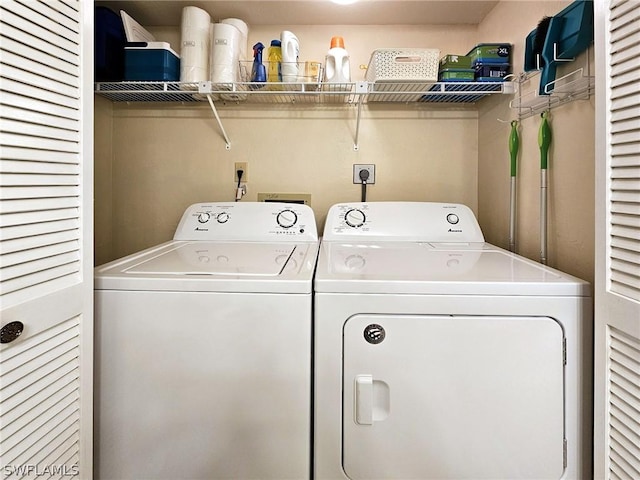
[1,230,78,255]
[0,120,80,143]
[0,186,81,200]
[1,262,80,296]
[1,64,79,101]
[32,0,80,33]
[1,91,80,122]
[1,106,79,133]
[1,133,79,153]
[1,208,78,227]
[0,22,79,67]
[58,0,78,12]
[2,251,79,283]
[2,217,79,239]
[2,242,78,270]
[1,47,79,87]
[1,78,79,110]
[1,197,79,214]
[1,173,79,187]
[611,90,640,110]
[1,160,79,175]
[1,147,79,165]
[611,0,640,22]
[2,390,78,454]
[2,1,79,50]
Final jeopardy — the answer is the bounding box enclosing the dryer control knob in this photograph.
[216,212,230,223]
[197,212,211,223]
[345,209,366,228]
[277,209,298,229]
[446,213,460,225]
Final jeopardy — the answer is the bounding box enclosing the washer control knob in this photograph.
[277,209,298,229]
[446,213,460,225]
[197,212,211,223]
[216,212,230,223]
[345,209,366,228]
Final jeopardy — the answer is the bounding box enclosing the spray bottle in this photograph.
[251,42,266,83]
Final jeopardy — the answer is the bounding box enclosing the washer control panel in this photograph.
[324,202,484,242]
[174,202,318,241]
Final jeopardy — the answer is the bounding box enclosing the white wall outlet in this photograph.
[353,164,376,184]
[234,162,248,182]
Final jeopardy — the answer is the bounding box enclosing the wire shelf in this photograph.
[510,68,594,119]
[95,80,509,105]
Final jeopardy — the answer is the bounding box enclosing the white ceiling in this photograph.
[96,0,499,26]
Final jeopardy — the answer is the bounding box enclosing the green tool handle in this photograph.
[509,120,519,177]
[538,111,552,170]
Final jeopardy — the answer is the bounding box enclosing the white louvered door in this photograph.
[594,0,640,478]
[0,0,93,478]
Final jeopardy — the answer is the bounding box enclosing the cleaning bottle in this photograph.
[251,42,266,84]
[280,30,299,82]
[267,39,282,82]
[324,36,351,83]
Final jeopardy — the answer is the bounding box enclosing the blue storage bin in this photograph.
[95,7,126,81]
[124,42,180,81]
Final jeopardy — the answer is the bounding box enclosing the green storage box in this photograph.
[467,43,511,65]
[439,54,471,70]
[438,68,475,81]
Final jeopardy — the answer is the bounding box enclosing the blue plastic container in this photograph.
[474,62,510,81]
[124,42,180,81]
[95,7,126,81]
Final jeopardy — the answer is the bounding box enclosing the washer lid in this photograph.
[314,241,590,296]
[95,240,318,293]
[126,242,296,276]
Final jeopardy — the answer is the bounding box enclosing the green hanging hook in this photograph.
[509,120,520,177]
[538,111,552,170]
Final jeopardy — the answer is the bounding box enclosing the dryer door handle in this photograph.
[355,374,374,425]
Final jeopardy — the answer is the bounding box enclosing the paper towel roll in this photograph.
[210,22,241,84]
[221,18,248,61]
[180,6,211,84]
[210,22,246,100]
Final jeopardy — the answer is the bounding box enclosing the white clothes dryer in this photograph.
[313,202,592,480]
[95,202,318,480]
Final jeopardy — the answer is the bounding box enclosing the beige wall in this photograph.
[95,2,596,288]
[476,1,595,285]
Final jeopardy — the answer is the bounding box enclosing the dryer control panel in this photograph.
[174,202,318,242]
[323,202,485,243]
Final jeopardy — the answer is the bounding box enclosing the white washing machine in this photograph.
[314,202,592,480]
[95,202,318,480]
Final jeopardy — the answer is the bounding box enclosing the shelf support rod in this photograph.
[206,94,231,150]
[354,99,363,151]
[353,82,368,151]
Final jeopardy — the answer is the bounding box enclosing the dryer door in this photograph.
[343,315,565,480]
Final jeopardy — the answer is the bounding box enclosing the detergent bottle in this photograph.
[324,36,351,83]
[280,30,300,82]
[267,39,282,82]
